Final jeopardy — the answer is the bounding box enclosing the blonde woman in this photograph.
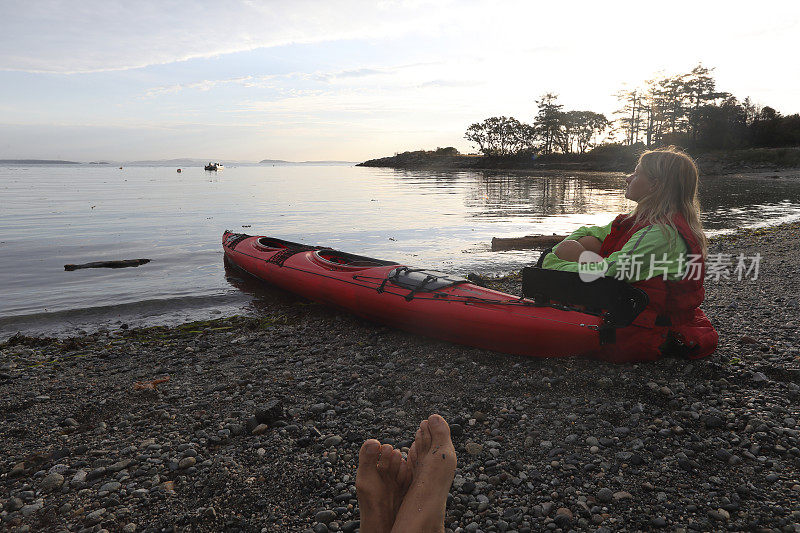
[540,146,718,362]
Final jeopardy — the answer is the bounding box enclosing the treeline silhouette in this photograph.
[464,64,800,157]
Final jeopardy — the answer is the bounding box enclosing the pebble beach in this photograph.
[1,222,799,533]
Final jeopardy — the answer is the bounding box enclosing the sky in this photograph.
[1,0,798,162]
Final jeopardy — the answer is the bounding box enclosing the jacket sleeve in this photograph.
[561,219,614,242]
[541,224,687,282]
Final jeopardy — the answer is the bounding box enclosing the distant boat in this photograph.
[204,162,224,171]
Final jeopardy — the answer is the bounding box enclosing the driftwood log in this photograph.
[491,234,566,252]
[64,259,151,271]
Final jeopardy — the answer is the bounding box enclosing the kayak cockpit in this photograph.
[255,237,292,250]
[311,249,399,271]
[385,267,467,292]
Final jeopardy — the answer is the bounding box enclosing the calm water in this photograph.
[2,164,800,338]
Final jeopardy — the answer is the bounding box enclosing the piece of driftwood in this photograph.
[64,259,151,271]
[491,234,566,252]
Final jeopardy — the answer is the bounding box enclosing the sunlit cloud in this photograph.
[1,0,798,160]
[1,0,490,74]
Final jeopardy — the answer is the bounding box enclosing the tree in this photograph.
[640,74,669,146]
[614,88,643,146]
[533,93,563,154]
[691,96,747,150]
[464,116,533,156]
[571,111,610,153]
[742,97,761,126]
[682,64,731,147]
[656,74,688,136]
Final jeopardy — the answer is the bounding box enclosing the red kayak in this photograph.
[222,231,608,358]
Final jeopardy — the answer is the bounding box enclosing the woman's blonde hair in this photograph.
[629,146,708,258]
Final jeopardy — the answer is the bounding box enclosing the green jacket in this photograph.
[541,217,689,282]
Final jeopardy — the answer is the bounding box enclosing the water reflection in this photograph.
[390,169,800,236]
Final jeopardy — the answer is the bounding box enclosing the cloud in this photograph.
[140,61,447,98]
[419,79,483,89]
[0,0,471,73]
[143,76,259,98]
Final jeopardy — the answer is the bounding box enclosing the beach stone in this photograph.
[315,509,336,524]
[86,508,106,525]
[108,460,131,472]
[48,463,69,475]
[324,435,343,447]
[597,488,613,503]
[9,462,25,477]
[21,500,44,517]
[255,399,284,424]
[613,491,633,500]
[5,497,24,512]
[709,508,730,521]
[465,442,483,455]
[98,481,121,493]
[71,469,87,485]
[40,473,64,492]
[554,507,573,527]
[556,507,573,518]
[461,480,476,494]
[651,517,667,528]
[86,466,107,480]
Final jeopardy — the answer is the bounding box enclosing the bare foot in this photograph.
[391,414,457,533]
[356,439,411,533]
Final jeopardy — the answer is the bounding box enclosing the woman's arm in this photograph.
[561,220,614,244]
[553,239,586,262]
[542,224,687,281]
[577,235,603,254]
[552,236,603,262]
[550,220,611,261]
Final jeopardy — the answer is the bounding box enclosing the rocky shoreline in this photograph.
[357,147,800,177]
[2,223,800,532]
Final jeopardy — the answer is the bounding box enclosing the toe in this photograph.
[387,448,402,480]
[418,419,431,451]
[408,440,418,470]
[376,443,394,474]
[397,458,411,492]
[427,414,452,446]
[358,439,381,466]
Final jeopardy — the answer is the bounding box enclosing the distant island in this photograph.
[1,158,357,167]
[357,146,800,175]
[0,159,80,165]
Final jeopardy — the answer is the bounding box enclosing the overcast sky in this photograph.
[1,0,798,161]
